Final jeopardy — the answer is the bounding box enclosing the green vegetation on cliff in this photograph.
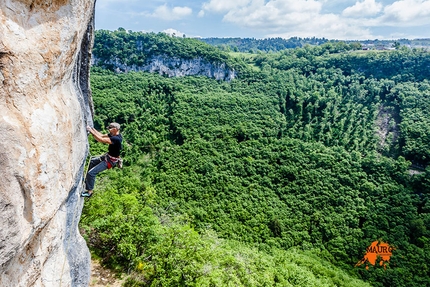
[80,31,430,287]
[93,29,244,72]
[199,37,430,53]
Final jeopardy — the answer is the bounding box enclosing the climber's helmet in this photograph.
[107,122,120,131]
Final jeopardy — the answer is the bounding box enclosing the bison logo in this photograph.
[355,241,395,270]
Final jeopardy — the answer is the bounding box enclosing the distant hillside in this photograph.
[199,37,329,52]
[199,37,430,53]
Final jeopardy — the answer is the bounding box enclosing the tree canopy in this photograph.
[80,31,430,287]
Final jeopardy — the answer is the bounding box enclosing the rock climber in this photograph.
[81,122,123,197]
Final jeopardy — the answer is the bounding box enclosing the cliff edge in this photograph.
[0,0,95,286]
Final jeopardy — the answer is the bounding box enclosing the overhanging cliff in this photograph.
[93,54,237,81]
[0,0,95,286]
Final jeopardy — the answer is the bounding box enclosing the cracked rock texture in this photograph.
[0,0,95,286]
[93,55,237,81]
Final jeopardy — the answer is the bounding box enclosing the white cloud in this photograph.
[377,0,430,26]
[267,13,376,39]
[342,0,383,18]
[217,0,367,39]
[223,0,323,29]
[150,4,192,20]
[197,0,430,39]
[220,0,374,39]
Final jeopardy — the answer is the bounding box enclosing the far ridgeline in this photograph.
[82,29,430,287]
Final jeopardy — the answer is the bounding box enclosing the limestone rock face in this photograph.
[94,55,237,81]
[143,55,237,81]
[0,0,95,286]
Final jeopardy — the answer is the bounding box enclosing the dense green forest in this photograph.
[199,37,430,53]
[80,30,430,287]
[199,37,330,52]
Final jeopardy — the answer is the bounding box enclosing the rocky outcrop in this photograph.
[375,105,400,153]
[93,55,237,81]
[0,0,95,286]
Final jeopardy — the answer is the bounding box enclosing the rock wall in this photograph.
[0,0,95,286]
[93,55,237,81]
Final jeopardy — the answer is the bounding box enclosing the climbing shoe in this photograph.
[81,191,93,198]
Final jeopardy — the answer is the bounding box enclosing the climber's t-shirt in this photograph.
[108,134,122,157]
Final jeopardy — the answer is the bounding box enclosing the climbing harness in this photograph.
[105,153,121,169]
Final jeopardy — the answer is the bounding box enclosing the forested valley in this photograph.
[80,30,430,287]
[199,37,430,53]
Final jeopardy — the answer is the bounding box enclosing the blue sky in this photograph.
[95,0,430,40]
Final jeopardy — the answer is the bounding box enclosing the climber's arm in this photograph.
[87,126,112,144]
